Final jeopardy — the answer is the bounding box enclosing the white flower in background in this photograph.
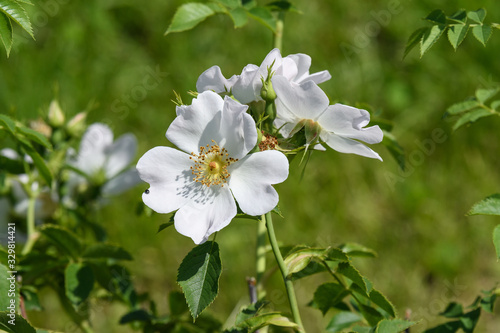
[0,149,57,244]
[197,48,331,104]
[137,91,289,244]
[67,123,140,201]
[272,76,384,160]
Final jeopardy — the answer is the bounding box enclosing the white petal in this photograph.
[232,64,260,104]
[276,56,298,81]
[274,117,298,138]
[104,133,138,179]
[272,76,330,121]
[285,53,331,84]
[285,53,311,82]
[317,104,383,144]
[75,123,113,175]
[228,150,289,216]
[136,147,193,213]
[175,186,236,244]
[320,131,382,161]
[167,91,224,154]
[196,66,234,93]
[103,168,141,196]
[216,96,256,159]
[302,70,332,85]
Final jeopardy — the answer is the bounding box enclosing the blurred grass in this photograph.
[2,0,500,331]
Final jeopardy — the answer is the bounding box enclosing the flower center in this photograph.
[190,140,238,187]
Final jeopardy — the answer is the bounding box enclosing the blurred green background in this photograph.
[2,0,500,331]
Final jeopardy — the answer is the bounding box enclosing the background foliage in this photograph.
[1,0,500,331]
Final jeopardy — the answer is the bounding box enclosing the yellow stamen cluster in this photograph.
[259,133,278,151]
[190,140,238,187]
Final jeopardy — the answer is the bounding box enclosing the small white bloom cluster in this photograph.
[138,49,383,244]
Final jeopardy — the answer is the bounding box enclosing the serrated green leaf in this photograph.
[493,224,500,260]
[475,87,499,103]
[0,12,13,56]
[467,8,486,24]
[370,289,396,317]
[65,262,94,306]
[338,262,368,295]
[440,302,463,318]
[325,247,349,261]
[235,300,268,325]
[228,7,248,28]
[326,311,362,332]
[448,10,467,24]
[284,247,327,276]
[472,25,492,46]
[237,312,298,330]
[447,24,468,50]
[165,3,216,35]
[339,242,377,258]
[452,108,493,131]
[216,0,240,9]
[0,312,36,333]
[0,0,33,38]
[0,264,15,311]
[421,25,446,57]
[119,309,152,324]
[311,283,349,315]
[266,1,300,13]
[40,225,82,260]
[375,319,417,333]
[82,243,133,260]
[290,260,327,280]
[423,320,461,333]
[404,27,427,58]
[480,292,496,313]
[248,7,276,32]
[425,9,446,24]
[17,126,52,149]
[446,100,481,115]
[177,241,222,320]
[468,194,500,216]
[0,114,16,135]
[360,304,384,327]
[460,308,481,332]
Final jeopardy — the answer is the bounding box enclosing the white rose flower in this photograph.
[137,91,289,244]
[272,75,383,160]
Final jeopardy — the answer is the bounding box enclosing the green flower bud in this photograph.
[47,100,65,128]
[260,77,277,102]
[66,112,87,138]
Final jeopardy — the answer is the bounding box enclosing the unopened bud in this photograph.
[66,112,87,137]
[48,100,65,127]
[260,77,277,102]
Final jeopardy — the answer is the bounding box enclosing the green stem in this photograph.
[265,212,305,331]
[256,216,267,299]
[273,11,285,50]
[21,195,37,255]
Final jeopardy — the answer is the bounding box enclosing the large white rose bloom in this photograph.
[137,91,289,244]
